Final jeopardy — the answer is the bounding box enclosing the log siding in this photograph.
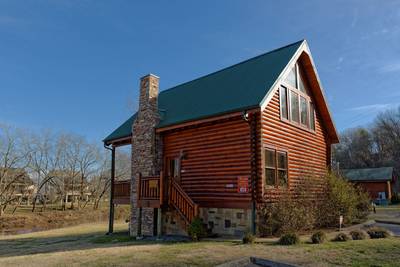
[261,88,330,201]
[163,116,253,208]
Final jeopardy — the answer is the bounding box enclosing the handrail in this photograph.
[168,178,199,224]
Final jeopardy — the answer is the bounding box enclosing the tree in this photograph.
[0,125,30,216]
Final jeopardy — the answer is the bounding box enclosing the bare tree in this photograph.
[0,125,30,216]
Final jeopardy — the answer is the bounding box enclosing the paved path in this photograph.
[374,222,400,236]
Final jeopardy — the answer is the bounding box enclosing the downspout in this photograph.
[104,143,115,235]
[242,110,257,235]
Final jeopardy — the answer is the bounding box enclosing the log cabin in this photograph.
[103,40,339,237]
[342,167,395,203]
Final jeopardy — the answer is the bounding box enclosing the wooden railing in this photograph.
[169,179,199,224]
[113,180,130,204]
[137,172,163,208]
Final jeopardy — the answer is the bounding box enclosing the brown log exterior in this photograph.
[261,88,330,201]
[162,115,254,209]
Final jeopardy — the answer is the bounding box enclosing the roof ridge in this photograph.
[159,39,305,95]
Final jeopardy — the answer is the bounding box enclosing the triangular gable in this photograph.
[260,40,339,143]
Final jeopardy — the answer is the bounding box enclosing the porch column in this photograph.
[108,146,116,234]
[157,208,162,239]
[387,181,392,202]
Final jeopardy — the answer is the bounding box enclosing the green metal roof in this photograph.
[104,40,303,144]
[341,167,394,182]
[104,113,136,144]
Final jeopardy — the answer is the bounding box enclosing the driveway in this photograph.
[374,222,400,236]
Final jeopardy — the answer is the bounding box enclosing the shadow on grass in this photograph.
[0,230,191,258]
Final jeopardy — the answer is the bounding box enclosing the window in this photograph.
[300,96,308,126]
[286,65,297,88]
[264,148,288,187]
[265,149,276,186]
[280,62,315,131]
[280,87,288,120]
[290,91,299,123]
[310,103,315,131]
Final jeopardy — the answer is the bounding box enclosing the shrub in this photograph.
[316,172,370,228]
[350,230,367,240]
[332,232,350,242]
[311,231,326,244]
[258,172,370,236]
[242,232,256,244]
[187,217,206,241]
[278,233,300,245]
[367,227,390,239]
[258,177,317,236]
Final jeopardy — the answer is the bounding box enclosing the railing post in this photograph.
[137,173,142,205]
[159,171,163,205]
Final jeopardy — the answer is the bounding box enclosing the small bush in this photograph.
[187,217,206,241]
[350,230,367,240]
[367,227,390,239]
[333,232,350,242]
[311,231,326,244]
[242,232,256,244]
[317,173,371,227]
[278,233,300,245]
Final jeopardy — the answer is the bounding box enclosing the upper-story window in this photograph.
[280,62,316,131]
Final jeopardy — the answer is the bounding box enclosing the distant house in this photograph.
[104,40,339,237]
[342,167,395,201]
[0,168,36,204]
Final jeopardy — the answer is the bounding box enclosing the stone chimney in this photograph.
[130,74,162,237]
[138,74,159,114]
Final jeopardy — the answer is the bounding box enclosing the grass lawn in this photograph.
[0,223,400,267]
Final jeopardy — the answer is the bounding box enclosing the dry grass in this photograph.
[0,222,400,267]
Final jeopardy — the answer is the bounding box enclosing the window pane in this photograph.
[310,103,315,131]
[265,149,275,168]
[300,97,308,126]
[277,152,287,169]
[290,91,299,123]
[298,69,308,93]
[278,170,288,187]
[280,87,288,120]
[285,65,297,88]
[266,168,275,186]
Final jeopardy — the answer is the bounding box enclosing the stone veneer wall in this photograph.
[200,208,251,236]
[130,74,162,237]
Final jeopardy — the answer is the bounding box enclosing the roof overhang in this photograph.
[259,40,339,143]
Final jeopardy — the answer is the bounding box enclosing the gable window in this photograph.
[280,62,315,131]
[264,148,288,188]
[310,103,316,131]
[280,86,288,120]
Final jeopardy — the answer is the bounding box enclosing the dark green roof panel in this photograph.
[104,40,304,143]
[341,167,394,182]
[103,113,136,143]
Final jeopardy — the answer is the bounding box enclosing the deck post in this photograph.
[157,207,162,239]
[107,146,116,234]
[137,207,143,238]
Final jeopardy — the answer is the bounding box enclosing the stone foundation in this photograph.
[162,209,188,236]
[200,207,251,236]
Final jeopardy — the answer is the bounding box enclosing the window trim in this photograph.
[280,81,316,133]
[263,145,289,189]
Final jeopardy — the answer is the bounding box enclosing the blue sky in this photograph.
[1,0,399,143]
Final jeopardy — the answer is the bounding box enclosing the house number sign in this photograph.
[237,176,249,193]
[149,180,158,189]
